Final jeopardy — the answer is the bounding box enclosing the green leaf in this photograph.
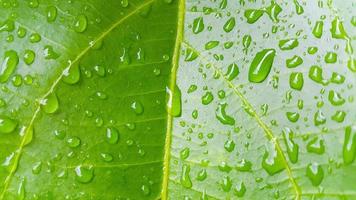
[0,0,356,199]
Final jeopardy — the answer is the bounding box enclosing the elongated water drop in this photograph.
[46,6,57,22]
[184,47,198,62]
[216,103,235,125]
[294,0,304,14]
[223,17,235,33]
[192,17,204,34]
[234,181,246,197]
[180,164,192,188]
[282,128,299,163]
[248,49,276,83]
[244,9,264,24]
[312,21,323,38]
[265,1,282,22]
[286,55,303,68]
[205,41,219,50]
[343,126,356,165]
[166,85,181,117]
[306,163,324,186]
[0,50,19,83]
[0,116,17,134]
[289,72,304,90]
[106,127,119,144]
[225,63,239,81]
[262,142,285,175]
[279,39,299,50]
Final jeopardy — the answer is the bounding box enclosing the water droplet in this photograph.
[192,17,204,34]
[220,176,232,192]
[225,63,239,81]
[106,127,119,144]
[286,112,300,122]
[286,55,303,68]
[307,137,325,154]
[223,17,235,33]
[0,20,15,32]
[0,115,17,134]
[29,33,41,43]
[32,162,42,174]
[23,49,35,65]
[262,142,285,175]
[141,184,150,196]
[180,147,190,160]
[330,17,352,54]
[131,101,144,115]
[236,159,252,172]
[248,49,276,83]
[289,72,304,90]
[54,130,66,140]
[224,140,235,152]
[312,21,323,38]
[282,128,298,163]
[166,85,182,117]
[343,126,356,165]
[234,181,246,197]
[308,46,318,54]
[216,103,235,125]
[74,15,88,33]
[306,163,324,186]
[201,91,214,105]
[100,153,113,162]
[12,75,22,87]
[41,93,59,114]
[184,47,198,62]
[196,169,207,181]
[328,90,345,106]
[17,177,25,200]
[66,136,81,148]
[205,41,219,50]
[314,110,326,126]
[0,50,19,83]
[120,0,129,7]
[63,62,81,84]
[324,52,337,63]
[46,6,57,22]
[309,65,327,85]
[44,45,59,60]
[294,0,304,14]
[244,9,264,24]
[279,39,299,50]
[180,164,192,188]
[74,165,94,183]
[332,110,346,123]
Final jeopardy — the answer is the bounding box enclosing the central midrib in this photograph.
[0,1,155,198]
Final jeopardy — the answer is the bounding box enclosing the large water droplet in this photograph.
[0,116,17,134]
[0,50,19,83]
[63,62,81,84]
[74,15,88,33]
[46,6,57,22]
[180,164,192,188]
[40,93,59,114]
[248,49,276,83]
[279,39,299,50]
[74,165,94,183]
[289,72,304,90]
[216,103,235,125]
[343,126,356,165]
[223,17,235,33]
[166,85,182,117]
[262,142,285,175]
[312,21,323,38]
[192,17,204,34]
[282,128,298,163]
[306,163,324,186]
[225,63,239,81]
[106,127,120,144]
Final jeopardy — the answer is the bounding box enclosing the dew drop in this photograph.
[74,14,88,33]
[215,103,235,125]
[180,164,192,188]
[289,72,304,90]
[282,128,299,163]
[0,50,19,83]
[0,116,17,134]
[279,39,299,50]
[343,126,356,165]
[306,163,324,186]
[286,55,303,68]
[63,62,81,84]
[192,17,204,34]
[131,101,144,115]
[166,85,182,117]
[201,91,214,105]
[74,165,94,183]
[312,21,323,38]
[40,93,59,114]
[106,127,120,144]
[23,49,35,65]
[307,137,325,154]
[66,136,81,148]
[262,142,285,175]
[225,63,239,81]
[248,49,276,83]
[46,6,57,22]
[223,17,235,33]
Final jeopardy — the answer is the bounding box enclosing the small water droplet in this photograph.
[306,163,324,186]
[0,50,19,83]
[74,14,88,33]
[192,17,204,34]
[40,93,59,114]
[180,164,192,188]
[0,115,17,134]
[106,127,119,144]
[223,17,235,33]
[74,165,94,183]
